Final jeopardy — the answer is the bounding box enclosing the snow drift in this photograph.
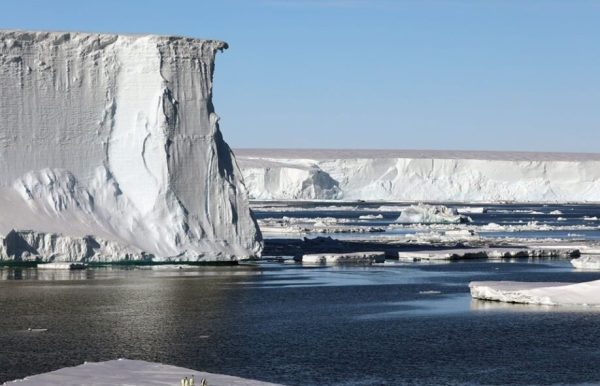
[0,30,261,262]
[236,149,600,202]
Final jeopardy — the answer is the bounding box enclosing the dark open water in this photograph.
[2,260,600,385]
[2,203,600,385]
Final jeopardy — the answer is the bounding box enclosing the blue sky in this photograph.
[2,0,600,152]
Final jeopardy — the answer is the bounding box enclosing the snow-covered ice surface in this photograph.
[236,149,600,202]
[469,280,600,306]
[0,31,261,262]
[2,359,281,386]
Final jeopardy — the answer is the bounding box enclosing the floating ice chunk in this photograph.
[398,247,577,261]
[37,262,87,270]
[456,207,487,214]
[396,204,471,224]
[469,280,600,306]
[297,252,385,265]
[583,216,599,221]
[571,256,600,270]
[550,210,563,215]
[359,214,384,220]
[376,205,409,212]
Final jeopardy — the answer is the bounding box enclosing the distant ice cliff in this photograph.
[237,149,600,202]
[0,30,262,262]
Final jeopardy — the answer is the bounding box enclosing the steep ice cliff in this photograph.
[0,30,261,262]
[237,149,600,202]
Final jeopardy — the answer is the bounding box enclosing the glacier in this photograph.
[0,30,261,262]
[237,149,600,202]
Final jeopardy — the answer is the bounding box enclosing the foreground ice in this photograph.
[396,204,471,224]
[236,149,600,202]
[0,31,261,262]
[3,359,281,386]
[469,280,600,306]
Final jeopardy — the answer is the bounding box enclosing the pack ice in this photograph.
[0,30,262,262]
[237,149,600,202]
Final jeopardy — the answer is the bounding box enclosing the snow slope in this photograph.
[236,149,600,202]
[0,30,261,262]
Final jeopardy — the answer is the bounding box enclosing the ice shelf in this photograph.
[236,149,600,202]
[0,30,262,262]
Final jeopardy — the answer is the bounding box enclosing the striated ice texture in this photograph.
[237,149,600,202]
[0,30,261,262]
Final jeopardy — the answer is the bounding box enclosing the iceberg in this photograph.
[0,30,261,262]
[236,149,600,202]
[396,204,471,224]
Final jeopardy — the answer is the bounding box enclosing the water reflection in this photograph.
[0,266,263,281]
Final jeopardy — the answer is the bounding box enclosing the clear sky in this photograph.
[2,0,600,152]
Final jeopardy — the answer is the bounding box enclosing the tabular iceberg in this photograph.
[0,30,262,262]
[237,149,600,202]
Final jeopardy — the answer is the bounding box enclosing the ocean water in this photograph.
[2,203,600,385]
[2,260,600,385]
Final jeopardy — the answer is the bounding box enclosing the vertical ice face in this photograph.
[0,30,262,261]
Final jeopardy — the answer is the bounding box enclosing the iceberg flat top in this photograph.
[235,148,600,162]
[0,29,228,48]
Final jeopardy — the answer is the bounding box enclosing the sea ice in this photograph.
[469,280,600,306]
[571,256,600,270]
[399,247,577,261]
[297,252,386,265]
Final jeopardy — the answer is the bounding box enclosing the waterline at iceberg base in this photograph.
[0,30,262,262]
